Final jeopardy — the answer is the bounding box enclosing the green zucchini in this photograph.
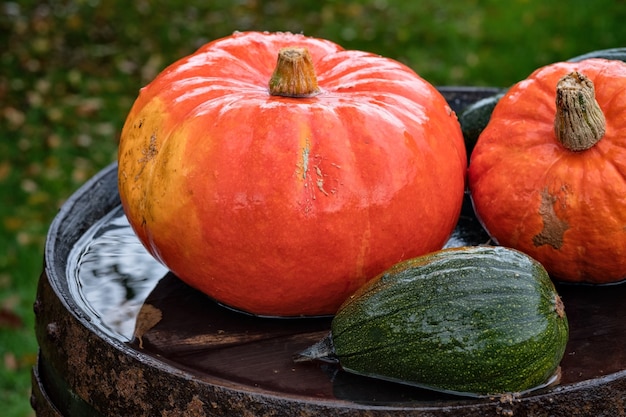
[297,246,569,397]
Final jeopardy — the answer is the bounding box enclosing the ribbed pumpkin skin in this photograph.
[331,246,568,396]
[118,31,467,317]
[469,59,626,284]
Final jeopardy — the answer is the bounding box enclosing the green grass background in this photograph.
[2,1,626,415]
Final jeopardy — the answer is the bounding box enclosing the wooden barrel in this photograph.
[31,87,626,417]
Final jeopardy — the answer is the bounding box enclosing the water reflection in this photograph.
[67,206,168,341]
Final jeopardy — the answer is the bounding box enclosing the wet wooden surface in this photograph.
[130,257,626,405]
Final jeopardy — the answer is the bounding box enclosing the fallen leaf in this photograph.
[0,308,23,329]
[3,107,25,129]
[4,352,18,371]
[133,303,162,349]
[2,216,23,231]
[0,161,9,181]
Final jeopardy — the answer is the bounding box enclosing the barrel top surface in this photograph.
[36,88,626,416]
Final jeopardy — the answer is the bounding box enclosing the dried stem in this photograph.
[269,47,321,98]
[553,71,606,151]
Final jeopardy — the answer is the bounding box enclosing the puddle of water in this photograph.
[66,206,168,341]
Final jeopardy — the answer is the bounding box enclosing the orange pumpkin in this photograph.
[118,31,467,316]
[469,58,626,284]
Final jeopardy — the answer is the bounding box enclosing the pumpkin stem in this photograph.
[553,71,606,151]
[269,47,321,98]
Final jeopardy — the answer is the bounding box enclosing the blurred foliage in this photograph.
[1,0,626,415]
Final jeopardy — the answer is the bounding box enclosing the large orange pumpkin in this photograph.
[118,31,467,316]
[469,58,626,284]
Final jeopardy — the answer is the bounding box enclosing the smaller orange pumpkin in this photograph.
[469,58,626,284]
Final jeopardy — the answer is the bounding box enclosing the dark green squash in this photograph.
[298,246,569,397]
[459,92,505,159]
[567,47,626,63]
